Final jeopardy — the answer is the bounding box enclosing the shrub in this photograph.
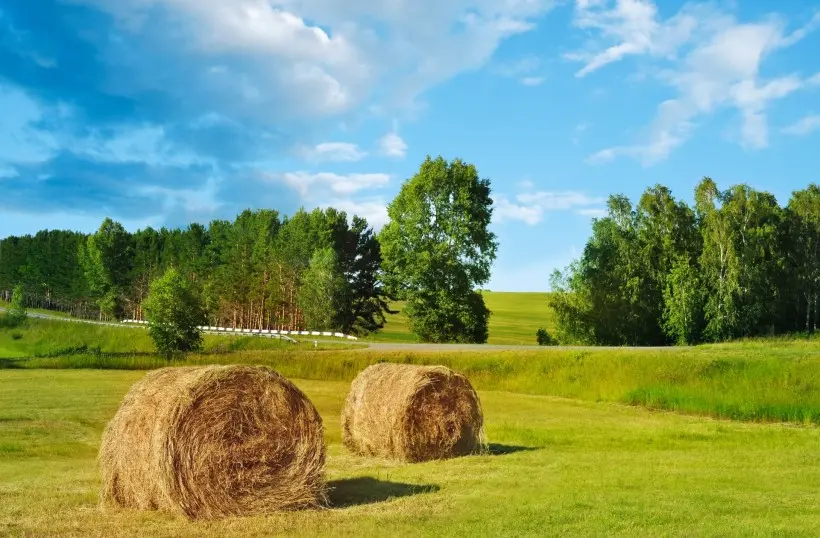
[143,267,207,358]
[536,327,557,346]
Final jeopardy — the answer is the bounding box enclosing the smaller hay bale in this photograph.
[98,365,326,520]
[341,363,485,462]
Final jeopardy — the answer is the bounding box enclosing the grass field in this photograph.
[3,291,556,345]
[0,318,358,360]
[7,319,820,426]
[370,291,555,345]
[2,370,820,536]
[4,313,820,535]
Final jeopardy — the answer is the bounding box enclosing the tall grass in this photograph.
[7,340,820,427]
[6,317,820,427]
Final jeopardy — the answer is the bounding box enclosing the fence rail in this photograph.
[120,319,359,340]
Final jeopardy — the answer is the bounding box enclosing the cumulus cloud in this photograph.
[378,132,408,159]
[0,0,555,229]
[298,142,367,162]
[322,198,390,230]
[270,171,390,197]
[573,1,820,165]
[494,190,606,225]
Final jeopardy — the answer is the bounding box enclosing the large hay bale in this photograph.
[341,363,484,462]
[98,365,326,520]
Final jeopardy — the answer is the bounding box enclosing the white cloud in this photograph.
[567,0,708,78]
[782,115,820,136]
[271,171,390,197]
[298,142,367,162]
[494,190,606,225]
[378,131,408,159]
[521,76,545,86]
[577,207,608,218]
[576,2,820,165]
[494,197,544,225]
[322,198,390,230]
[85,0,557,119]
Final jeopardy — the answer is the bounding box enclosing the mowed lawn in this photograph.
[371,292,556,345]
[2,370,820,537]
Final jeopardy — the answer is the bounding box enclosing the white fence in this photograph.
[121,319,359,340]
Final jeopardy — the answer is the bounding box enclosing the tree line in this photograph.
[0,156,499,342]
[550,178,820,346]
[0,207,392,335]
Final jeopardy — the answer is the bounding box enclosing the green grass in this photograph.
[0,318,359,360]
[7,319,820,426]
[2,369,820,536]
[0,299,77,319]
[369,291,556,345]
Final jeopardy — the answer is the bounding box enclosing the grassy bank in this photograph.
[3,370,820,536]
[0,318,357,360]
[6,324,820,425]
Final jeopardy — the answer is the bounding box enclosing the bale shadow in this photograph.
[486,443,540,456]
[327,477,440,508]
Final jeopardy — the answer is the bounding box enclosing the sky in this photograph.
[0,0,819,291]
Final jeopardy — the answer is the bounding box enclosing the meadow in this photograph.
[3,370,820,537]
[366,291,556,345]
[4,315,820,535]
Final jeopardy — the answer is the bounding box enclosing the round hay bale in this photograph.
[341,363,484,462]
[98,365,326,520]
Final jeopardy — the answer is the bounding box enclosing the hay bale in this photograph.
[341,363,484,462]
[98,365,326,520]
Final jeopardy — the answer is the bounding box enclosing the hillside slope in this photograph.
[369,291,555,345]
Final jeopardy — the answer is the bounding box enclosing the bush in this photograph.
[143,267,207,358]
[1,285,27,328]
[536,327,557,346]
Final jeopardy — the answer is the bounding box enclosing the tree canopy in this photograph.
[380,156,498,343]
[0,207,392,336]
[551,179,820,345]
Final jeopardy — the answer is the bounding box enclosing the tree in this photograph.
[335,216,395,336]
[662,257,704,345]
[80,218,134,320]
[2,285,27,327]
[143,267,206,358]
[297,248,346,331]
[380,156,498,343]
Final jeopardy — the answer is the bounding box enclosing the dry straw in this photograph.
[342,363,485,462]
[98,365,326,520]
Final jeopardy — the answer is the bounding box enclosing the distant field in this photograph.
[369,291,555,345]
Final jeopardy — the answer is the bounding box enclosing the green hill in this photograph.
[368,291,555,345]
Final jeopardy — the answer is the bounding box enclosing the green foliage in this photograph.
[552,179,818,346]
[6,285,27,327]
[80,218,134,320]
[0,207,392,335]
[298,248,346,331]
[381,156,498,343]
[535,327,556,346]
[662,257,704,345]
[404,289,490,343]
[142,267,207,358]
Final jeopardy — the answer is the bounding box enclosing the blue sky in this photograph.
[1,0,819,291]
